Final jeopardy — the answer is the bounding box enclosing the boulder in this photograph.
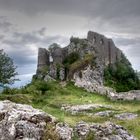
[74,121,90,139]
[94,110,115,117]
[56,123,73,140]
[0,100,55,140]
[115,113,138,120]
[74,121,137,140]
[61,104,112,115]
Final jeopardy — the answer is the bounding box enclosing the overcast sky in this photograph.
[0,0,140,87]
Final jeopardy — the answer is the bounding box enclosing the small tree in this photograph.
[0,49,17,87]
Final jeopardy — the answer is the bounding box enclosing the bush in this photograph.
[33,80,51,94]
[104,55,140,92]
[70,37,80,44]
[68,54,94,79]
[63,52,80,68]
[2,87,19,95]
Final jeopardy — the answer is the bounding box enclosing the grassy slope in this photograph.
[0,81,140,139]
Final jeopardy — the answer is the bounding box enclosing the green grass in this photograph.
[0,81,140,139]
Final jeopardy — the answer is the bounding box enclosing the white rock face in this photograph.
[75,121,90,139]
[74,66,140,101]
[94,110,115,117]
[61,104,112,114]
[0,100,55,140]
[56,123,73,140]
[75,121,137,140]
[115,113,138,120]
[73,65,104,93]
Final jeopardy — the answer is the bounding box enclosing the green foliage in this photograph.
[104,55,140,92]
[40,66,49,75]
[86,131,95,140]
[68,54,94,78]
[33,80,51,94]
[2,87,19,95]
[70,37,80,44]
[1,81,140,139]
[48,43,61,51]
[0,50,17,86]
[63,52,80,68]
[44,123,60,140]
[0,92,32,104]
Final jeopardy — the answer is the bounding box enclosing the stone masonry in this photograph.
[36,31,123,82]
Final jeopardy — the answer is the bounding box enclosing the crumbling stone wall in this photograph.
[87,31,122,66]
[37,48,50,73]
[36,31,124,83]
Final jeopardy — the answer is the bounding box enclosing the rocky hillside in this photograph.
[0,80,140,140]
[35,31,140,100]
[0,31,140,140]
[36,31,122,84]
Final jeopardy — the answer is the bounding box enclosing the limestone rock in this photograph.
[59,67,65,81]
[49,64,57,79]
[74,121,137,140]
[0,100,55,140]
[75,121,90,139]
[56,123,73,140]
[94,111,115,117]
[61,104,112,114]
[115,113,138,120]
[44,74,56,82]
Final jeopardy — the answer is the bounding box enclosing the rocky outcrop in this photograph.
[74,77,140,101]
[89,121,137,140]
[0,100,55,140]
[94,110,115,117]
[56,121,137,140]
[74,121,137,140]
[35,31,140,101]
[115,113,138,120]
[0,100,137,139]
[107,90,140,101]
[61,104,113,115]
[56,123,73,140]
[75,121,90,139]
[61,104,139,120]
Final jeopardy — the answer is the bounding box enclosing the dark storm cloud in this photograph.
[0,0,140,18]
[0,16,13,32]
[1,0,140,36]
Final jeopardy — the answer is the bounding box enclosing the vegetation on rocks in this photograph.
[63,53,95,79]
[104,54,140,92]
[0,80,140,139]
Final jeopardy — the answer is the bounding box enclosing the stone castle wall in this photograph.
[37,31,123,82]
[37,48,50,72]
[87,31,122,66]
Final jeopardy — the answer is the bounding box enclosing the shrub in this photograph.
[44,123,60,140]
[70,37,80,44]
[104,55,140,92]
[68,54,94,79]
[63,52,80,68]
[2,87,19,95]
[33,80,51,94]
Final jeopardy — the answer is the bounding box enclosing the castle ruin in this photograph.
[37,31,122,84]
